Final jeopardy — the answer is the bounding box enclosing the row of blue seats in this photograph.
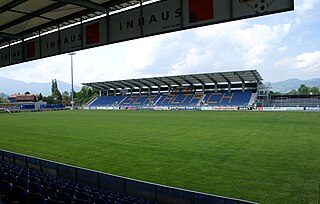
[89,91,252,107]
[0,161,155,204]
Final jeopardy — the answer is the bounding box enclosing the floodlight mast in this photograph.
[69,52,76,110]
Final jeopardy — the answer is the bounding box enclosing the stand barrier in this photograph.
[0,149,257,204]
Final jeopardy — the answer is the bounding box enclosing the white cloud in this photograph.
[296,51,320,70]
[277,46,288,52]
[275,50,320,71]
[166,21,292,73]
[1,1,318,85]
[0,55,70,84]
[295,0,319,13]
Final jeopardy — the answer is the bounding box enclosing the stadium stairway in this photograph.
[86,96,99,107]
[89,96,127,107]
[0,161,156,204]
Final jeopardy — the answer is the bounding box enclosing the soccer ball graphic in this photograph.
[254,0,269,13]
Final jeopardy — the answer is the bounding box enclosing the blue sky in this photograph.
[0,0,319,86]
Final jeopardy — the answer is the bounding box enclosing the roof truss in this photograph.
[52,0,107,12]
[83,70,263,91]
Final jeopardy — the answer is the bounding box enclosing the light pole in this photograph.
[69,52,76,110]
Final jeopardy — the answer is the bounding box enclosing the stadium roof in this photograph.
[0,0,153,47]
[83,70,263,90]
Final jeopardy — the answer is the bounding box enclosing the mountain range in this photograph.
[269,78,320,93]
[0,77,319,96]
[0,77,81,96]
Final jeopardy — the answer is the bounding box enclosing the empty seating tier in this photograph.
[87,91,253,108]
[0,161,155,204]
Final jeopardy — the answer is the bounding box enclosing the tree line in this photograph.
[0,79,98,105]
[40,79,99,105]
[270,84,320,96]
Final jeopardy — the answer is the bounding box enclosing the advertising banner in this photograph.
[83,18,108,48]
[285,107,304,111]
[0,0,294,68]
[109,8,141,43]
[142,0,182,36]
[259,107,286,111]
[41,32,60,57]
[153,106,171,111]
[183,0,231,28]
[201,107,213,111]
[25,38,40,61]
[212,106,237,110]
[60,25,82,53]
[233,0,294,19]
[305,107,320,111]
[0,47,9,67]
[10,44,23,64]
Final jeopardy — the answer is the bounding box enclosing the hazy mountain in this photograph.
[270,78,320,93]
[0,77,81,96]
[0,92,8,98]
[1,76,319,96]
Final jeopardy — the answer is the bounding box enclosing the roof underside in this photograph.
[83,70,263,90]
[0,0,154,47]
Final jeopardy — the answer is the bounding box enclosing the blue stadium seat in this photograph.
[0,180,12,203]
[202,91,252,106]
[90,96,126,107]
[42,186,57,199]
[1,161,156,204]
[29,175,39,183]
[39,180,50,188]
[28,192,46,204]
[29,181,42,193]
[73,197,90,204]
[6,174,17,185]
[47,197,65,204]
[64,187,75,197]
[17,177,28,189]
[0,171,6,180]
[12,185,28,204]
[56,192,73,204]
[75,191,90,201]
[50,182,62,192]
[90,196,106,204]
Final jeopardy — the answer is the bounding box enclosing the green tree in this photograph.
[0,98,8,103]
[309,86,319,94]
[76,86,98,104]
[288,89,298,95]
[35,93,43,101]
[51,79,62,100]
[38,93,43,101]
[62,91,69,97]
[42,96,54,104]
[298,84,309,95]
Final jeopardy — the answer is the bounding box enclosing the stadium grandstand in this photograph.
[83,70,262,110]
[260,93,320,108]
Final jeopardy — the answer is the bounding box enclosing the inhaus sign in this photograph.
[0,0,294,68]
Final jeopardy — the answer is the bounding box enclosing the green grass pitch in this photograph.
[0,110,319,203]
